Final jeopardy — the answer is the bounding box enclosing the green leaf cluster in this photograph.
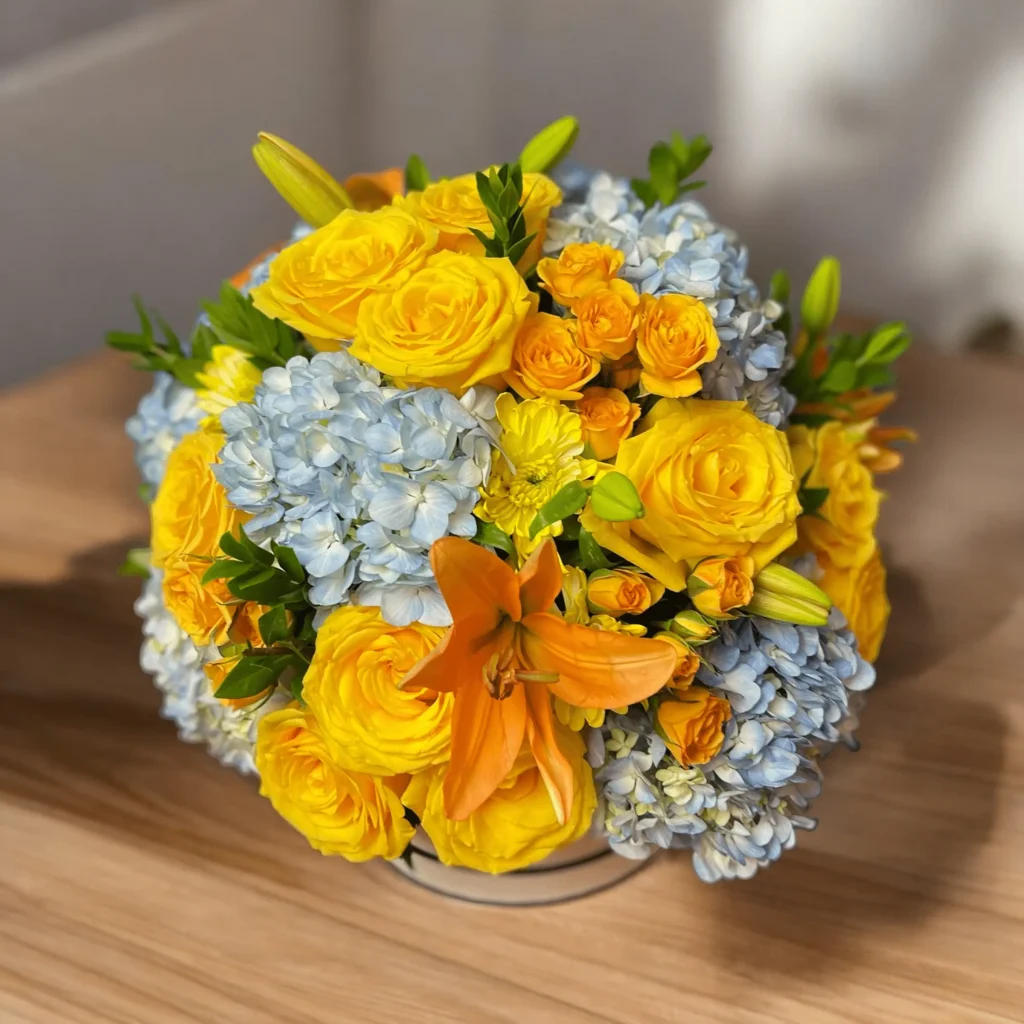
[105,298,210,388]
[632,132,712,208]
[202,529,316,701]
[470,162,536,265]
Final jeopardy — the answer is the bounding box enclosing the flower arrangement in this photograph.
[111,116,914,882]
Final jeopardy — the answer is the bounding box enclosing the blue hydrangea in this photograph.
[214,350,496,627]
[125,373,203,490]
[545,180,796,427]
[587,610,874,880]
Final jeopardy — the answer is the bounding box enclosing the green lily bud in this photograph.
[252,132,351,228]
[800,255,841,336]
[589,471,644,522]
[748,564,831,626]
[667,610,717,644]
[520,115,580,174]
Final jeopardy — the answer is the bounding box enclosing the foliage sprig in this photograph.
[632,132,713,208]
[471,162,536,265]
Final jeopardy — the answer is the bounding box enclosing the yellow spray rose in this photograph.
[504,311,599,400]
[687,555,755,620]
[587,568,665,616]
[151,424,262,645]
[572,279,640,361]
[818,548,890,662]
[657,687,732,766]
[301,606,452,775]
[654,632,701,692]
[251,205,437,345]
[576,386,641,460]
[788,421,881,570]
[580,399,801,591]
[256,704,413,861]
[403,726,596,874]
[636,293,720,397]
[609,350,643,390]
[195,345,262,416]
[350,250,532,391]
[399,171,561,267]
[537,242,625,307]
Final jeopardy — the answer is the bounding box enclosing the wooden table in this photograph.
[1,348,1022,1023]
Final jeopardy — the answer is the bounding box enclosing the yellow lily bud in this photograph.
[667,610,716,644]
[800,255,841,336]
[520,115,580,174]
[252,132,351,228]
[746,590,830,627]
[752,563,831,607]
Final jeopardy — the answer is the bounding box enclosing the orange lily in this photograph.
[343,168,405,211]
[401,537,676,824]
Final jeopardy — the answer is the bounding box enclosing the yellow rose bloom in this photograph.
[195,345,262,416]
[572,279,640,361]
[350,250,532,392]
[788,421,881,570]
[537,242,624,307]
[636,293,720,397]
[608,350,643,390]
[657,687,732,765]
[687,555,755,620]
[251,205,437,345]
[587,568,665,617]
[654,632,701,692]
[301,606,452,775]
[576,386,641,461]
[588,613,647,637]
[818,548,890,662]
[398,171,561,267]
[580,399,801,591]
[403,726,596,874]
[504,311,599,400]
[151,424,262,645]
[477,394,595,554]
[256,704,414,861]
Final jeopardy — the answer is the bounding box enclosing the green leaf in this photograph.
[404,153,431,192]
[236,528,275,565]
[271,542,306,584]
[857,322,911,367]
[631,178,658,208]
[228,566,298,604]
[504,232,537,267]
[820,359,857,394]
[799,486,829,517]
[676,179,707,196]
[589,472,644,522]
[519,115,580,174]
[668,130,690,168]
[201,282,297,368]
[788,412,834,428]
[213,654,292,699]
[258,605,292,646]
[117,547,151,579]
[218,531,250,562]
[769,269,791,305]
[648,142,678,205]
[474,519,515,557]
[857,365,895,389]
[681,134,712,177]
[578,528,612,571]
[201,559,252,585]
[529,481,589,539]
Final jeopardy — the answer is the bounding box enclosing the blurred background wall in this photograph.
[2,0,1022,387]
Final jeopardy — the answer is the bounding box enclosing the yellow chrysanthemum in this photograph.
[476,393,595,554]
[195,345,262,416]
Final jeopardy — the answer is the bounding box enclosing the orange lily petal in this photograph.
[524,681,574,825]
[517,538,563,616]
[343,168,405,211]
[400,623,490,694]
[431,537,522,624]
[443,681,526,820]
[520,612,676,709]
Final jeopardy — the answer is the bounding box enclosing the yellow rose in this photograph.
[576,386,641,461]
[195,345,262,416]
[636,293,720,397]
[251,205,437,345]
[399,171,561,267]
[301,606,452,775]
[657,687,732,765]
[504,311,599,400]
[788,421,881,570]
[580,400,801,591]
[587,568,665,616]
[256,704,414,861]
[537,242,625,306]
[403,726,596,874]
[608,350,643,390]
[572,279,640,361]
[818,548,890,662]
[654,632,701,692]
[151,425,262,645]
[687,555,755,620]
[350,250,532,391]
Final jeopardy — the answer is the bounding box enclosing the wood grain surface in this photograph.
[1,348,1022,1023]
